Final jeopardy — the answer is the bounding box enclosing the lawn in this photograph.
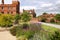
[41,24,59,33]
[49,22,60,25]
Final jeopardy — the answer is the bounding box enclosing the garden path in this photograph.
[0,30,16,40]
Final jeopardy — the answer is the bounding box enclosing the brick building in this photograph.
[23,9,36,18]
[39,13,56,23]
[0,0,20,15]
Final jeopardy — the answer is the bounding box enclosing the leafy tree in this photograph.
[21,11,31,22]
[55,14,60,21]
[43,12,48,15]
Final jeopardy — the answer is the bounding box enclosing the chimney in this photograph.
[2,0,4,4]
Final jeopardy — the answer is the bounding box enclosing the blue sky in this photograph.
[0,0,60,16]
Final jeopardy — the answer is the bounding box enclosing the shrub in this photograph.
[50,30,60,40]
[14,14,21,24]
[17,36,28,40]
[30,30,50,40]
[10,26,17,36]
[24,30,35,39]
[0,14,13,27]
[50,19,55,23]
[21,11,31,22]
[16,23,35,38]
[16,23,41,40]
[54,14,60,21]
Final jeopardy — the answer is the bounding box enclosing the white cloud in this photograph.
[49,8,53,10]
[4,0,12,4]
[20,6,36,10]
[0,0,2,4]
[40,3,53,7]
[56,0,60,4]
[20,6,37,12]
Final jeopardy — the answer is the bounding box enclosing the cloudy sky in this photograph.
[0,0,60,16]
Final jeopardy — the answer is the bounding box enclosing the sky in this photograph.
[0,0,60,16]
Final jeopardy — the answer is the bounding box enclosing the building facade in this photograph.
[23,9,36,18]
[0,0,20,15]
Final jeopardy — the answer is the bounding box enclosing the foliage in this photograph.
[17,35,28,40]
[21,11,31,22]
[43,12,48,15]
[50,19,55,23]
[41,25,60,40]
[14,14,21,24]
[50,30,60,40]
[16,23,60,40]
[41,17,46,22]
[16,23,41,40]
[16,23,35,38]
[30,31,50,40]
[55,14,60,21]
[0,14,13,27]
[37,12,48,22]
[29,24,60,40]
[10,26,17,36]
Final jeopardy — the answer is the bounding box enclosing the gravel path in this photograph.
[0,31,16,40]
[41,22,60,29]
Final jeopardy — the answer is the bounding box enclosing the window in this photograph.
[8,12,9,14]
[2,7,4,10]
[8,7,10,10]
[2,12,4,14]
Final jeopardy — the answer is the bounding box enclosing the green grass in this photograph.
[52,22,60,25]
[41,24,59,33]
[50,22,60,25]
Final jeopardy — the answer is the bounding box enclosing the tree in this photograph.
[55,14,60,21]
[43,12,48,15]
[21,11,31,22]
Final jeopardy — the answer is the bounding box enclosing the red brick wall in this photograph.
[0,0,20,15]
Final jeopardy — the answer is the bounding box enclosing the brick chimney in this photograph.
[2,0,4,4]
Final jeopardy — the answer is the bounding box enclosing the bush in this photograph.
[0,14,13,27]
[16,23,41,40]
[24,30,35,39]
[17,36,28,40]
[30,30,50,40]
[50,19,55,23]
[55,14,60,21]
[21,11,31,22]
[22,23,29,30]
[14,14,21,24]
[10,26,17,36]
[16,23,35,38]
[50,30,60,40]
